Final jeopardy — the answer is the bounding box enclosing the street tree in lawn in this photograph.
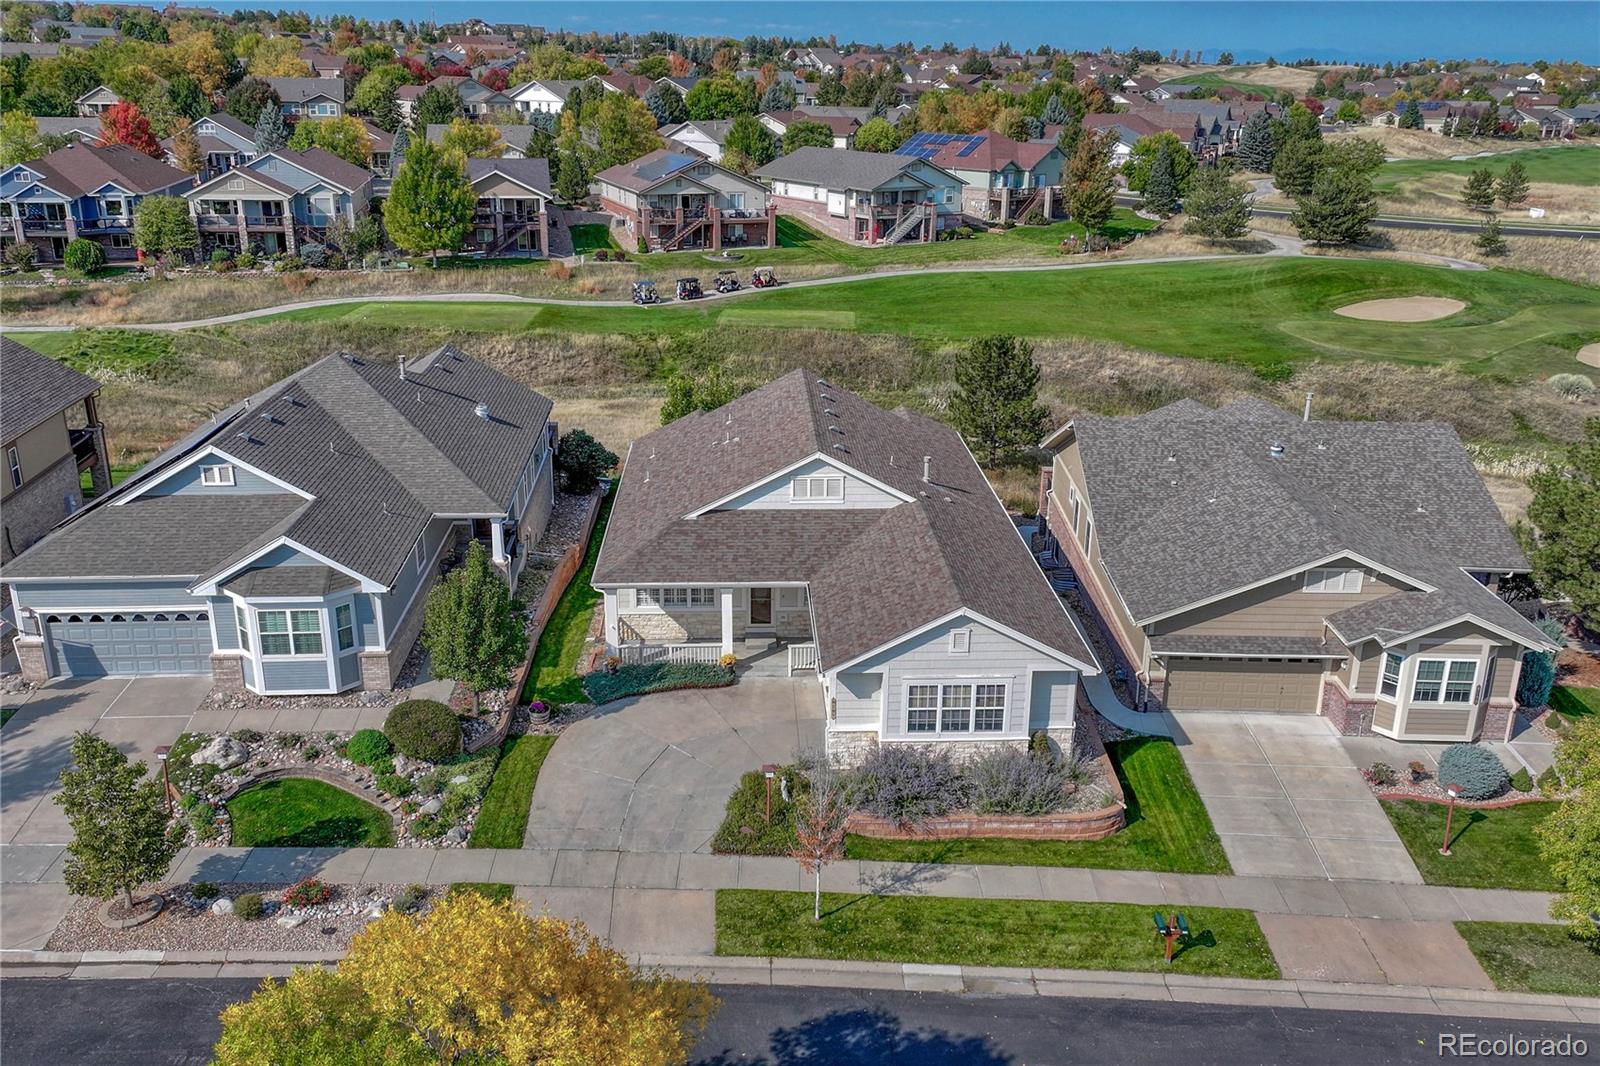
[555,429,619,493]
[99,101,162,158]
[385,140,474,266]
[1526,418,1600,627]
[723,113,776,168]
[1462,167,1497,211]
[253,100,289,154]
[1235,108,1277,172]
[1475,214,1507,256]
[132,195,198,264]
[1124,130,1194,194]
[212,892,717,1065]
[438,116,503,159]
[952,335,1050,466]
[782,119,834,154]
[421,541,527,714]
[792,765,850,921]
[1182,165,1252,241]
[1536,717,1600,941]
[853,116,902,152]
[1141,142,1180,216]
[54,732,179,912]
[1290,163,1378,245]
[1065,130,1117,234]
[1496,159,1531,209]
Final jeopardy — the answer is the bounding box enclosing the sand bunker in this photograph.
[1331,294,1465,320]
[1578,343,1600,369]
[1334,296,1467,322]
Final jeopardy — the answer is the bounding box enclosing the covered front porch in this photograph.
[602,583,818,674]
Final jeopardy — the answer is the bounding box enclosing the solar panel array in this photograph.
[895,132,988,160]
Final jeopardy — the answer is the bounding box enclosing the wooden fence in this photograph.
[504,488,606,711]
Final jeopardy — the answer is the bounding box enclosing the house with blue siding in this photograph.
[1,143,193,263]
[6,347,557,696]
[592,370,1100,765]
[182,147,373,256]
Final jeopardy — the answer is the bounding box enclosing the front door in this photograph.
[749,588,773,627]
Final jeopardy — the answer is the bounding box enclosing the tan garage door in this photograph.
[1164,658,1324,713]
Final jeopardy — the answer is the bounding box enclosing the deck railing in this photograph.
[618,642,723,666]
[787,643,819,673]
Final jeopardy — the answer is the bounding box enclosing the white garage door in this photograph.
[1164,658,1323,713]
[44,612,214,678]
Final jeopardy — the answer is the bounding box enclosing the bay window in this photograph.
[1379,652,1402,698]
[905,681,1008,735]
[235,604,250,652]
[1410,658,1477,704]
[335,603,355,652]
[257,609,323,656]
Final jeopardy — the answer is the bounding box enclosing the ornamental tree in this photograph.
[555,429,619,494]
[224,76,279,125]
[438,116,503,159]
[287,116,374,166]
[1123,131,1195,194]
[63,236,105,274]
[782,118,834,153]
[54,732,178,911]
[420,541,527,714]
[1065,130,1116,233]
[384,140,474,266]
[99,101,163,158]
[951,335,1050,466]
[1526,418,1600,627]
[1536,717,1600,941]
[170,119,203,174]
[792,765,850,921]
[853,116,902,152]
[132,194,199,263]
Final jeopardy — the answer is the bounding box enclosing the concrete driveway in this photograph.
[1,676,211,846]
[1170,712,1423,884]
[525,677,825,853]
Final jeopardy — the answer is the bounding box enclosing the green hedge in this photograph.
[582,662,733,704]
[383,699,461,762]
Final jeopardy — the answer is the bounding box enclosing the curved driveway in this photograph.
[524,677,824,853]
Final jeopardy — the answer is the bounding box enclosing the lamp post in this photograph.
[155,745,172,815]
[1439,783,1461,856]
[762,764,777,824]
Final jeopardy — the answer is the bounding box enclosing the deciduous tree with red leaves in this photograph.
[99,102,163,158]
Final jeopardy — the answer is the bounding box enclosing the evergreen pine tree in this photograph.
[554,148,589,202]
[1236,108,1276,172]
[759,79,796,113]
[389,124,410,175]
[1065,130,1116,234]
[1143,143,1179,216]
[1272,134,1323,197]
[254,101,289,154]
[1182,165,1252,241]
[1041,92,1069,127]
[951,336,1050,465]
[371,91,402,134]
[1475,214,1506,255]
[1462,167,1496,211]
[1401,99,1422,129]
[1290,165,1377,245]
[1495,160,1530,208]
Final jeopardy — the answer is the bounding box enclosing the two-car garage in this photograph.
[1162,657,1324,714]
[42,612,214,678]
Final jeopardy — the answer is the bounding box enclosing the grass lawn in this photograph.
[844,738,1231,875]
[1160,71,1283,98]
[1381,799,1559,890]
[569,223,620,255]
[81,464,138,497]
[1455,921,1600,997]
[16,328,174,374]
[448,882,515,902]
[0,708,15,729]
[520,492,612,705]
[1548,685,1600,731]
[252,257,1600,378]
[715,890,1279,979]
[226,778,395,848]
[467,734,556,848]
[1374,146,1600,192]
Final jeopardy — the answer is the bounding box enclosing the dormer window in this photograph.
[791,475,844,502]
[200,463,235,486]
[1304,568,1363,594]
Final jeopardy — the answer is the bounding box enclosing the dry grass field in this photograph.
[1330,126,1548,159]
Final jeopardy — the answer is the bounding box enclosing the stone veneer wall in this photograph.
[14,639,48,684]
[209,653,245,692]
[1481,699,1515,743]
[1320,681,1375,736]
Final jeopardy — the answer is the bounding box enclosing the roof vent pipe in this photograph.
[475,402,490,421]
[922,455,931,483]
[1302,390,1314,422]
[398,356,407,381]
[1269,442,1286,460]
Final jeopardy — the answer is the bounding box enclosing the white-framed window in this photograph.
[1304,568,1364,594]
[949,629,971,654]
[791,475,844,502]
[1083,518,1093,557]
[235,604,250,652]
[102,197,124,216]
[411,536,425,573]
[335,603,355,652]
[200,463,235,486]
[108,233,132,248]
[1411,658,1478,705]
[7,446,21,489]
[1067,483,1080,528]
[257,609,323,656]
[635,587,716,609]
[1380,652,1402,699]
[728,192,745,210]
[905,681,1008,735]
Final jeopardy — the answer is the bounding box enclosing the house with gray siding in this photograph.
[5,346,556,696]
[592,369,1100,765]
[183,148,373,257]
[1041,399,1558,743]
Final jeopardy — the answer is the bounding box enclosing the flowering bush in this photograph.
[966,748,1091,815]
[848,745,970,827]
[282,878,334,907]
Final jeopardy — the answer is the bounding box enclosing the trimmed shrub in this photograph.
[191,881,220,901]
[1536,766,1561,795]
[393,883,428,913]
[210,247,233,265]
[1436,743,1510,800]
[282,878,333,907]
[1510,767,1533,793]
[1517,618,1564,709]
[377,772,414,797]
[300,744,321,760]
[966,748,1087,815]
[1365,761,1399,787]
[299,242,327,268]
[63,237,106,274]
[848,745,969,827]
[1547,373,1596,401]
[383,700,461,762]
[345,729,393,767]
[1028,731,1053,757]
[233,892,264,920]
[582,662,733,704]
[273,255,303,272]
[234,251,256,269]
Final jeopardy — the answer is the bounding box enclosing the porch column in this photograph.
[710,207,721,250]
[603,590,619,651]
[282,199,296,254]
[719,587,734,656]
[490,521,507,566]
[538,209,548,257]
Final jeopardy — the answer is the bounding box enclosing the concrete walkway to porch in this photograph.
[1170,712,1424,884]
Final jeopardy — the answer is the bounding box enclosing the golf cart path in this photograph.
[3,231,1486,334]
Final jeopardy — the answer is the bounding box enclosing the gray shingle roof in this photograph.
[1063,399,1552,649]
[221,565,358,597]
[756,147,960,192]
[466,156,552,197]
[265,77,346,104]
[7,347,552,591]
[0,338,101,445]
[1150,635,1347,657]
[595,370,1097,673]
[594,148,704,192]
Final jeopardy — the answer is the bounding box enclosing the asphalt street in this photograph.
[3,978,1596,1065]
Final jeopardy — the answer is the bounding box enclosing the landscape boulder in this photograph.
[193,735,249,770]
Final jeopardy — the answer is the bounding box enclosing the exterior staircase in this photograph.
[881,202,928,244]
[1009,186,1048,221]
[487,218,539,256]
[657,213,710,251]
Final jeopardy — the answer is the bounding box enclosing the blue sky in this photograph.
[190,1,1599,64]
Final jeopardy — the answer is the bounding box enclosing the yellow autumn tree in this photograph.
[212,892,717,1066]
[248,36,313,79]
[164,29,228,95]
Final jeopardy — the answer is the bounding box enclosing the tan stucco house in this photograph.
[1040,399,1557,743]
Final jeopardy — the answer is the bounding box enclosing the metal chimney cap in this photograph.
[474,402,490,420]
[1268,441,1286,459]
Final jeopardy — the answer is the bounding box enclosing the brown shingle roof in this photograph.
[18,142,191,198]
